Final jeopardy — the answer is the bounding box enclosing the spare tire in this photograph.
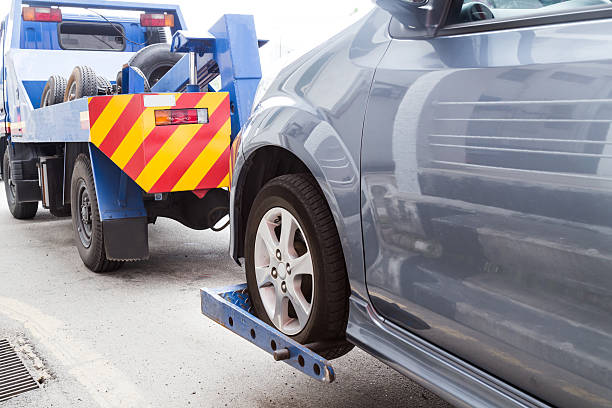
[127,43,183,87]
[41,75,67,107]
[96,75,112,96]
[64,66,98,102]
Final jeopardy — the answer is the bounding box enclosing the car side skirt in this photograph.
[346,297,549,408]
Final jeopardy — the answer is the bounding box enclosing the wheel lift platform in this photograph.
[200,284,338,383]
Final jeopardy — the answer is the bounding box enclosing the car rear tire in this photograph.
[64,66,98,102]
[126,43,183,87]
[3,149,37,220]
[245,174,353,359]
[70,154,123,273]
[41,75,67,107]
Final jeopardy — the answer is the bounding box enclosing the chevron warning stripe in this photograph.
[88,92,231,194]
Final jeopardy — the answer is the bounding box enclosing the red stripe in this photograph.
[194,147,230,190]
[88,96,113,127]
[120,93,204,179]
[148,96,230,193]
[97,96,142,157]
[174,92,206,109]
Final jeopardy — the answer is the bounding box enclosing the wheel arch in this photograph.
[232,144,311,262]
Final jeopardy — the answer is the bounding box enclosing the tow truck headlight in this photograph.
[154,108,208,126]
[22,7,62,22]
[140,13,174,27]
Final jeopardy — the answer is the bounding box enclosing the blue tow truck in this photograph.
[2,0,343,385]
[0,0,264,272]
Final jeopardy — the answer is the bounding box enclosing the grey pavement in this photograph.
[0,185,452,408]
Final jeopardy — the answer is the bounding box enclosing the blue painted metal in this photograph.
[171,31,216,54]
[209,15,263,140]
[20,17,145,52]
[122,65,145,94]
[21,80,45,109]
[17,0,187,31]
[88,144,146,221]
[150,53,189,93]
[201,284,336,383]
[153,18,265,141]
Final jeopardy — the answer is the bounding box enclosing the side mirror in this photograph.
[375,0,450,37]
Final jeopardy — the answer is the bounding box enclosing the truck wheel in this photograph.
[70,154,123,273]
[245,174,353,359]
[41,75,67,107]
[127,43,183,86]
[96,75,112,96]
[3,150,37,219]
[64,66,98,102]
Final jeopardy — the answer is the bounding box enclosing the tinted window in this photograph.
[59,22,125,51]
[447,0,612,24]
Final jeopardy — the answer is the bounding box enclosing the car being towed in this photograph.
[229,1,612,407]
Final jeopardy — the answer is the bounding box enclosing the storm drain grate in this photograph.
[0,339,39,401]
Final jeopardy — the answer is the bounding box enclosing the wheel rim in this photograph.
[254,207,314,335]
[42,89,50,107]
[67,82,77,101]
[76,180,93,248]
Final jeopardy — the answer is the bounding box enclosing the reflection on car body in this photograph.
[231,0,612,407]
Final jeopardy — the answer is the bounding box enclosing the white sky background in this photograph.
[0,0,375,72]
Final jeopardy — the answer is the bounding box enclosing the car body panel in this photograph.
[232,2,612,408]
[233,8,392,301]
[361,14,612,408]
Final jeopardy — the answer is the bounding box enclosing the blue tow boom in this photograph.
[200,284,337,383]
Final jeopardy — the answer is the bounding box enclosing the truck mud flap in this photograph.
[201,284,337,383]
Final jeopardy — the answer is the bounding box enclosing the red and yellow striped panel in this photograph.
[88,92,231,194]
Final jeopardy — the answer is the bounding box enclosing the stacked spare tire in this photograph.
[41,43,183,105]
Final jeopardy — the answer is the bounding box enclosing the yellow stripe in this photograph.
[90,95,134,146]
[217,173,230,188]
[111,107,155,169]
[171,119,231,191]
[195,92,227,110]
[135,124,204,191]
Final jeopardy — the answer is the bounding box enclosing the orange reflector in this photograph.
[155,109,208,126]
[140,13,174,27]
[22,7,62,22]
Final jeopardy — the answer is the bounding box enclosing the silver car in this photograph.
[229,1,612,406]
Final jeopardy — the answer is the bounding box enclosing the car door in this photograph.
[361,2,612,407]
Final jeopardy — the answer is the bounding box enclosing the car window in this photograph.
[446,0,612,25]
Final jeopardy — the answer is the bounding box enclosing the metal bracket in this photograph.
[201,284,336,383]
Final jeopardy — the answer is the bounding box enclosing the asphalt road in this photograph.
[0,188,453,408]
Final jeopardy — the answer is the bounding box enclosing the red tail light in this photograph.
[140,13,174,27]
[22,7,62,22]
[155,109,208,126]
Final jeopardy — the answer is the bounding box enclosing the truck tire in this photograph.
[41,75,67,107]
[3,150,37,219]
[245,174,353,360]
[96,75,112,96]
[70,154,123,273]
[64,66,98,102]
[127,43,183,87]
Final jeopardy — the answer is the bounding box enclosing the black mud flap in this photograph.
[103,216,149,261]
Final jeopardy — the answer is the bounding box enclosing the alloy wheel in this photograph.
[254,207,314,335]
